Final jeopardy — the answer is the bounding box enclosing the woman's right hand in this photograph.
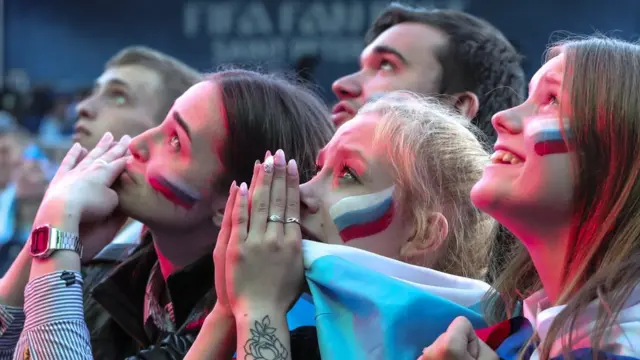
[212,159,263,315]
[34,132,131,261]
[419,317,499,360]
[213,180,239,316]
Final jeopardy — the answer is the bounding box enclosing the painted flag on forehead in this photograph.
[302,240,491,360]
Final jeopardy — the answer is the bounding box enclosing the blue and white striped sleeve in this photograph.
[0,304,25,359]
[13,271,92,360]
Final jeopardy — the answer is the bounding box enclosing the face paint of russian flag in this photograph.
[329,186,395,243]
[148,172,201,209]
[528,118,572,157]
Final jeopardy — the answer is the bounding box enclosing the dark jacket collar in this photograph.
[90,232,215,346]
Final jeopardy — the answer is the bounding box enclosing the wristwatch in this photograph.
[30,224,83,259]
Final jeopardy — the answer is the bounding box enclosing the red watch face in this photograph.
[31,226,51,256]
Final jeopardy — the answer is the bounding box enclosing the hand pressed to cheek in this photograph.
[528,118,572,156]
[43,133,130,206]
[329,186,395,243]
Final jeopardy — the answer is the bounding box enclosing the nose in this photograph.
[332,74,362,101]
[128,131,151,163]
[75,97,97,120]
[299,181,320,214]
[491,108,523,135]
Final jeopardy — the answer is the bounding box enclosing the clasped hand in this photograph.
[213,149,304,318]
[34,132,131,261]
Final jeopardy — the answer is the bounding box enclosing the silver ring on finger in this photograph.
[94,159,109,166]
[267,214,285,223]
[285,217,300,225]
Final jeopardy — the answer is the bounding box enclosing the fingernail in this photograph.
[239,182,248,195]
[100,132,113,143]
[71,142,80,151]
[121,135,131,143]
[263,155,274,173]
[230,180,236,191]
[264,150,272,161]
[287,159,298,176]
[254,159,260,166]
[274,149,286,168]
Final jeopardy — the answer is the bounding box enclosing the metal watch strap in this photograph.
[51,228,83,257]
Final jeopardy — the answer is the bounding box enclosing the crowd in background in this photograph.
[0,84,89,275]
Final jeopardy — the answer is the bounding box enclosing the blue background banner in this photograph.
[6,0,638,98]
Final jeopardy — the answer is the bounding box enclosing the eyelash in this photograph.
[169,133,181,152]
[108,89,128,105]
[315,164,359,183]
[379,59,395,72]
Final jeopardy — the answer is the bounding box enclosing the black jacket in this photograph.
[82,234,321,359]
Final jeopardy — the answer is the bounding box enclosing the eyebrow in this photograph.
[529,72,562,94]
[544,72,562,88]
[173,111,192,140]
[339,146,370,179]
[371,45,409,65]
[338,146,366,162]
[97,78,131,90]
[319,145,370,178]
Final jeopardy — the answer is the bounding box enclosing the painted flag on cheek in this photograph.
[302,240,491,360]
[148,173,201,209]
[529,118,572,157]
[329,186,395,243]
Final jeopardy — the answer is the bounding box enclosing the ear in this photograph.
[211,196,227,228]
[451,91,480,120]
[400,213,449,265]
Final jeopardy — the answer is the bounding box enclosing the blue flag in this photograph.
[302,240,491,360]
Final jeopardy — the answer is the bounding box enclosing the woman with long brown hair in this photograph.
[421,37,640,360]
[0,69,335,359]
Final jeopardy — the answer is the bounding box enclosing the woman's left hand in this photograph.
[225,149,304,316]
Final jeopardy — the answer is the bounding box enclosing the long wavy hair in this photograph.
[484,37,640,359]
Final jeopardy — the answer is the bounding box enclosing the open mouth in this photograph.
[331,102,357,127]
[490,149,524,165]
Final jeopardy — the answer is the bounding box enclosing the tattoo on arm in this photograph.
[243,315,289,360]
